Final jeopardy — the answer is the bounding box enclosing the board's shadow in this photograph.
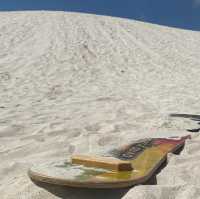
[32,180,129,199]
[170,114,200,133]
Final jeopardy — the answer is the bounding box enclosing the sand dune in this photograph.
[0,11,200,198]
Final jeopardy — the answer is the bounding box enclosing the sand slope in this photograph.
[0,11,200,198]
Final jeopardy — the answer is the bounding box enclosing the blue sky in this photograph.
[0,0,200,30]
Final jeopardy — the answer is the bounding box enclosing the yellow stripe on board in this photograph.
[97,143,175,181]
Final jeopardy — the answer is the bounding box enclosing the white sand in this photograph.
[0,11,200,199]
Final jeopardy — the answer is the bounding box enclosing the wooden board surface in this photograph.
[28,135,190,188]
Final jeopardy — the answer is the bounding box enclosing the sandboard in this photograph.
[28,135,190,189]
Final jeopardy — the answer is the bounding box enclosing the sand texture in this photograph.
[0,11,200,198]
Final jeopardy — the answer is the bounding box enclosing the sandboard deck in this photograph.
[28,135,190,188]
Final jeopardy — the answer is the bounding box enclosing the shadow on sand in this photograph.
[32,180,129,199]
[170,113,200,133]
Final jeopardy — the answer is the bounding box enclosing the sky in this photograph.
[0,0,200,30]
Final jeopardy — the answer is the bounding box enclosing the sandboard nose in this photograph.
[71,155,133,171]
